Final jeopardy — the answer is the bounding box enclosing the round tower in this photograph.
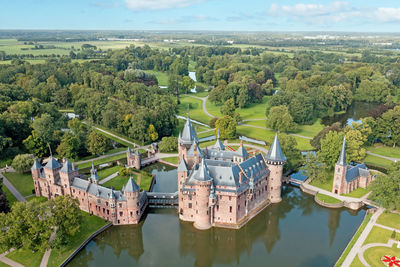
[265,134,286,203]
[193,159,212,230]
[123,177,141,223]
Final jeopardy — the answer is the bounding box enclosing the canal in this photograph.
[68,165,366,267]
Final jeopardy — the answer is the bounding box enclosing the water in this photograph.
[321,101,379,126]
[142,163,177,193]
[68,186,366,267]
[189,71,197,93]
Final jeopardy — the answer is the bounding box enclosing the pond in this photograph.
[68,185,366,267]
[141,163,177,193]
[321,101,379,126]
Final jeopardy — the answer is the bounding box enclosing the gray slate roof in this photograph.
[71,177,127,201]
[236,145,249,159]
[180,115,198,144]
[265,134,286,162]
[44,156,62,170]
[123,177,140,192]
[31,159,42,170]
[177,156,188,172]
[337,137,347,166]
[60,159,76,173]
[345,163,369,182]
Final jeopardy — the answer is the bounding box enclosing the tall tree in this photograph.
[266,105,296,132]
[87,131,108,156]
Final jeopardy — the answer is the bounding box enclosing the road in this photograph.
[0,172,27,202]
[74,150,126,165]
[185,95,215,118]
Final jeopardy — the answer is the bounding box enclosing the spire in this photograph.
[337,136,347,166]
[180,111,198,144]
[44,156,62,170]
[127,147,132,154]
[196,158,212,181]
[237,139,249,159]
[31,159,42,170]
[177,155,188,172]
[214,129,225,151]
[90,162,99,183]
[60,159,75,173]
[265,134,287,163]
[124,176,140,192]
[109,190,116,200]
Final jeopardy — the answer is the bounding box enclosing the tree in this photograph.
[183,76,195,94]
[11,154,34,173]
[318,131,344,169]
[215,116,236,139]
[220,98,236,117]
[370,167,400,210]
[87,131,108,156]
[147,124,158,142]
[311,122,341,150]
[0,178,10,213]
[23,132,49,158]
[56,133,81,159]
[158,136,178,153]
[301,152,328,183]
[278,133,302,172]
[32,113,56,143]
[266,105,296,132]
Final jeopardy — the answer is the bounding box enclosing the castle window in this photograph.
[106,202,108,206]
[119,203,122,208]
[217,205,219,211]
[189,203,192,208]
[137,201,139,207]
[119,211,123,216]
[229,206,232,213]
[64,184,67,188]
[73,189,75,193]
[136,210,139,215]
[103,208,105,213]
[238,205,240,211]
[107,210,109,215]
[229,196,231,201]
[189,195,192,200]
[130,211,133,217]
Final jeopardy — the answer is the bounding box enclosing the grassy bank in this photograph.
[75,154,126,169]
[2,172,34,197]
[316,193,342,204]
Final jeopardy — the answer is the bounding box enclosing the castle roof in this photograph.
[180,113,198,144]
[123,177,140,192]
[193,158,212,182]
[90,162,99,182]
[337,136,347,166]
[177,156,188,172]
[71,177,127,201]
[60,159,76,173]
[43,156,62,170]
[265,134,286,163]
[236,142,249,159]
[213,130,225,151]
[31,159,42,170]
[345,163,369,182]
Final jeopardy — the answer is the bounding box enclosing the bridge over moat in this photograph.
[146,191,178,207]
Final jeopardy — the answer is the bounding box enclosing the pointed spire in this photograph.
[237,138,249,159]
[31,159,42,170]
[124,176,140,192]
[180,109,198,144]
[265,134,286,163]
[90,162,99,183]
[127,147,132,154]
[337,136,347,166]
[177,155,188,172]
[214,129,225,151]
[196,158,212,181]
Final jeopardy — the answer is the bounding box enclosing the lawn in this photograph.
[6,248,44,267]
[146,70,169,87]
[363,226,393,245]
[205,96,270,120]
[90,123,140,146]
[377,212,400,230]
[363,245,400,267]
[102,175,132,190]
[335,213,372,267]
[97,165,125,181]
[75,154,126,169]
[70,147,126,163]
[371,146,400,159]
[343,187,370,198]
[309,172,334,192]
[47,211,109,267]
[178,96,211,124]
[138,172,153,191]
[2,172,34,197]
[2,184,17,206]
[364,154,393,170]
[291,119,324,138]
[162,156,178,165]
[316,193,342,204]
[92,128,133,148]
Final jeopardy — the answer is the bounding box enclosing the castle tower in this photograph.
[213,129,225,151]
[178,112,198,162]
[332,137,347,195]
[59,159,78,196]
[178,156,188,216]
[208,182,216,225]
[90,162,99,184]
[235,140,249,163]
[31,159,42,197]
[43,156,62,186]
[193,158,212,230]
[109,190,117,224]
[123,177,141,224]
[265,134,286,203]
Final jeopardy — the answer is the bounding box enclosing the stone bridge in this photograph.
[146,191,178,207]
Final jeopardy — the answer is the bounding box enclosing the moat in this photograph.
[68,165,366,267]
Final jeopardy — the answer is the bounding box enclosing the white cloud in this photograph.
[268,2,351,17]
[372,8,400,22]
[125,0,203,10]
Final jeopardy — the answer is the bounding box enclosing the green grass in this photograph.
[146,70,169,87]
[291,119,324,138]
[343,187,371,198]
[71,147,126,163]
[178,96,211,124]
[364,154,393,170]
[377,212,400,230]
[92,128,133,148]
[97,165,125,181]
[309,172,334,192]
[363,226,393,245]
[75,154,126,169]
[162,156,178,165]
[47,211,108,267]
[316,193,342,204]
[102,175,132,190]
[2,184,17,206]
[371,146,400,159]
[0,262,10,267]
[6,248,44,267]
[363,244,400,266]
[190,91,208,97]
[138,172,153,191]
[2,172,34,197]
[206,96,270,120]
[335,213,372,267]
[91,123,140,146]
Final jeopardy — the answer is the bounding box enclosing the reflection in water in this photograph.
[68,186,366,267]
[321,101,379,126]
[142,163,177,193]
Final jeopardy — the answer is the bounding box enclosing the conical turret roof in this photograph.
[44,156,62,170]
[124,176,140,192]
[236,141,249,158]
[195,158,212,182]
[60,159,76,173]
[337,136,347,166]
[265,134,286,163]
[31,159,42,170]
[180,112,198,144]
[213,129,225,150]
[177,156,188,172]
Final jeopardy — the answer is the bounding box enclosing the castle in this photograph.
[177,115,286,229]
[332,137,373,195]
[31,158,147,225]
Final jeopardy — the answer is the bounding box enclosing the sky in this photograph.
[1,0,400,32]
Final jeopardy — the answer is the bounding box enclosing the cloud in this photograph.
[372,8,400,22]
[125,0,204,10]
[151,15,217,24]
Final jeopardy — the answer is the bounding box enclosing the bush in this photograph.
[158,136,178,153]
[12,154,34,173]
[209,117,218,128]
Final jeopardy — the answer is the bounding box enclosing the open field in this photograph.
[162,156,179,165]
[6,248,44,267]
[370,146,400,159]
[47,211,108,267]
[2,184,17,206]
[343,187,370,198]
[364,154,393,170]
[97,165,125,180]
[309,172,334,192]
[146,70,169,87]
[3,172,34,197]
[102,175,132,190]
[178,96,210,124]
[377,212,400,230]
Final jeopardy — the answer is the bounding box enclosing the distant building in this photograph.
[332,137,373,195]
[31,158,147,225]
[177,114,286,229]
